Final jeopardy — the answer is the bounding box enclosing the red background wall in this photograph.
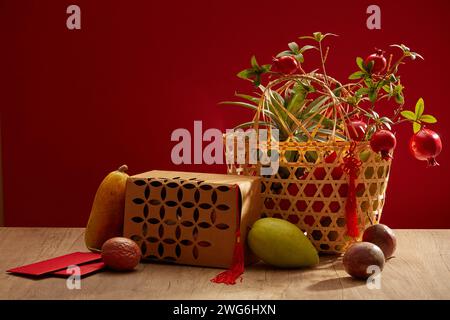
[1,0,449,228]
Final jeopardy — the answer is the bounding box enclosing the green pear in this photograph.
[248,218,319,268]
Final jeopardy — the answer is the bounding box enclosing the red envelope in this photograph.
[7,252,102,276]
[52,261,106,277]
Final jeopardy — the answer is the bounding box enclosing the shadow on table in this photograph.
[307,277,366,291]
[308,255,367,291]
[247,254,366,291]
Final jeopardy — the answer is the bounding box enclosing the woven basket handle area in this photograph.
[251,73,357,144]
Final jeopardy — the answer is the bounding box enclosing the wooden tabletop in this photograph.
[0,228,449,300]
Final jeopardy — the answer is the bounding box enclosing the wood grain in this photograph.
[0,228,449,300]
[0,130,3,227]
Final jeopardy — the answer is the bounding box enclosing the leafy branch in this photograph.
[400,98,437,133]
[237,56,271,86]
[225,33,436,143]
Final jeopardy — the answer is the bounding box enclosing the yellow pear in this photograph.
[85,165,129,252]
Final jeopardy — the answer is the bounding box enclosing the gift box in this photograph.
[123,170,261,269]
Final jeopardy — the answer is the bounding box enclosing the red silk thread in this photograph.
[342,142,362,238]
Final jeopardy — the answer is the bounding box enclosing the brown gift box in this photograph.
[123,170,262,268]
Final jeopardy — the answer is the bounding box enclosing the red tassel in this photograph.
[343,142,362,238]
[210,230,244,285]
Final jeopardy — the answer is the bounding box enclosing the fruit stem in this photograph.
[427,158,439,167]
[381,151,393,161]
[118,165,129,172]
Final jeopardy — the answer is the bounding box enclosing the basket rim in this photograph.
[223,132,370,148]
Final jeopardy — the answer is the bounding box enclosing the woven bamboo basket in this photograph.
[224,74,392,254]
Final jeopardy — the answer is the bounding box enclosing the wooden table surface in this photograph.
[0,228,449,300]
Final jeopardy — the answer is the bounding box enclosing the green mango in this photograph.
[248,218,319,268]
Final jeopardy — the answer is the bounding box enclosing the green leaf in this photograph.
[309,114,335,129]
[379,117,394,124]
[420,114,437,123]
[349,71,365,80]
[276,50,293,58]
[356,87,370,96]
[366,60,374,73]
[364,77,373,87]
[368,89,378,103]
[250,55,259,69]
[366,125,377,140]
[415,98,425,118]
[356,57,365,71]
[413,121,421,133]
[346,96,360,106]
[294,53,304,63]
[371,110,380,119]
[261,64,272,72]
[391,44,410,53]
[313,32,323,42]
[236,68,254,79]
[395,92,404,104]
[391,44,424,61]
[307,95,330,113]
[235,93,260,103]
[332,87,342,97]
[288,42,299,54]
[267,89,286,120]
[401,110,416,121]
[254,76,261,86]
[299,36,315,40]
[219,101,256,109]
[378,117,393,131]
[310,32,337,42]
[299,45,317,53]
[389,74,397,82]
[393,84,403,93]
[286,96,305,123]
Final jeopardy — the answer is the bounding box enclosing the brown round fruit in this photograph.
[362,224,397,259]
[101,237,141,271]
[343,242,385,280]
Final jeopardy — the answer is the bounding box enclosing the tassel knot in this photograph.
[342,142,362,238]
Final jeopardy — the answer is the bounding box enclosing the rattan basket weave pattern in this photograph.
[226,139,391,253]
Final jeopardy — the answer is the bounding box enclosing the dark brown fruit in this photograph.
[343,242,385,280]
[101,237,141,271]
[362,224,397,258]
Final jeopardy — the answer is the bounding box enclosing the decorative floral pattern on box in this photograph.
[124,175,240,268]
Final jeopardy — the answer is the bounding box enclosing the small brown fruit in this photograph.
[362,224,397,258]
[101,237,141,271]
[343,242,385,280]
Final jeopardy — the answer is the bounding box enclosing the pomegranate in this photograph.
[409,128,442,166]
[365,49,387,74]
[273,56,299,75]
[347,120,367,141]
[370,129,396,160]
